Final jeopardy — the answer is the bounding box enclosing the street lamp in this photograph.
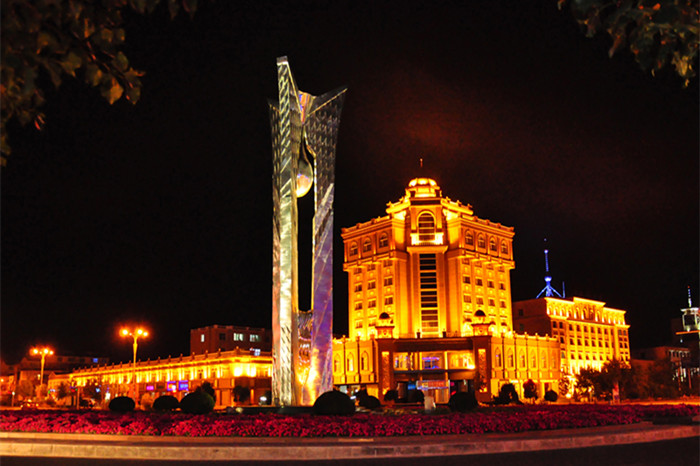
[30,347,54,400]
[120,327,148,401]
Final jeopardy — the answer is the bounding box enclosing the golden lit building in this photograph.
[334,178,560,402]
[343,178,515,340]
[512,297,630,375]
[67,349,272,407]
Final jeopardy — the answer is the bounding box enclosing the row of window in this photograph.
[348,234,391,256]
[202,333,261,343]
[464,230,509,255]
[462,276,507,290]
[493,347,557,370]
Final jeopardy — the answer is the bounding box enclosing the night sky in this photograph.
[2,1,698,365]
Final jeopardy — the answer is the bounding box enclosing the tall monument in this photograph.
[269,57,347,406]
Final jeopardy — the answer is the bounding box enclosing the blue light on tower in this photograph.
[537,239,563,298]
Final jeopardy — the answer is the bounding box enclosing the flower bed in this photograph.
[0,404,696,437]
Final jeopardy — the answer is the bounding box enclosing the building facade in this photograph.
[334,178,560,402]
[512,297,630,376]
[67,349,272,407]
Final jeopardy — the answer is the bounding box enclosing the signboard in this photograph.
[416,380,449,390]
[145,385,155,391]
[178,380,189,392]
[166,382,177,392]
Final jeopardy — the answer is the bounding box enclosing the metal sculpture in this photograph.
[270,56,346,406]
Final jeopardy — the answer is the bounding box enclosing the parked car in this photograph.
[20,399,39,410]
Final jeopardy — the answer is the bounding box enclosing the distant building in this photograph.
[334,178,560,402]
[190,325,271,355]
[512,297,630,375]
[631,345,692,384]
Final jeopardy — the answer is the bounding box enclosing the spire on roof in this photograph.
[536,238,563,298]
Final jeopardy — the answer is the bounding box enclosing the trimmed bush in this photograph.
[312,390,355,415]
[495,383,522,405]
[448,391,478,412]
[108,396,135,412]
[407,389,424,404]
[359,395,381,410]
[153,395,180,412]
[180,390,215,414]
[544,390,559,402]
[383,389,398,403]
[199,382,216,400]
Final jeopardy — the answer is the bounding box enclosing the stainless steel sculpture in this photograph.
[270,57,346,406]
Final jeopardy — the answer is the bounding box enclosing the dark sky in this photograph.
[2,1,698,364]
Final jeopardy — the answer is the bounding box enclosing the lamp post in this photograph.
[30,347,54,400]
[120,327,148,401]
[31,347,54,385]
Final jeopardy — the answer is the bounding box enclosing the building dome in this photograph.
[406,177,441,198]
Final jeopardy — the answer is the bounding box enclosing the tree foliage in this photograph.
[0,0,198,162]
[560,0,699,86]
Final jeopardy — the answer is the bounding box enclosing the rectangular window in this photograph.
[488,280,494,288]
[233,333,245,341]
[476,278,483,286]
[464,295,472,303]
[419,253,439,333]
[463,276,471,284]
[200,334,205,343]
[355,302,363,310]
[250,334,261,342]
[384,276,393,286]
[384,296,393,305]
[219,333,226,341]
[354,283,363,292]
[367,281,376,290]
[368,299,377,308]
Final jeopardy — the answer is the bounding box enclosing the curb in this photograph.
[2,422,699,461]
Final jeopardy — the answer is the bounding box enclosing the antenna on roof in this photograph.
[536,238,562,298]
[688,286,693,308]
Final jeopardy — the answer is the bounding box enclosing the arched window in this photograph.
[333,356,341,373]
[530,351,537,368]
[501,241,508,254]
[507,349,514,368]
[477,234,486,248]
[494,348,502,368]
[518,350,526,368]
[360,351,369,371]
[347,354,355,372]
[490,238,497,252]
[540,351,547,369]
[465,230,474,246]
[378,233,389,248]
[349,242,358,256]
[417,212,436,242]
[362,238,372,253]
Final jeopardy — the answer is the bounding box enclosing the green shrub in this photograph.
[448,391,478,412]
[312,390,355,415]
[359,395,381,410]
[523,379,538,401]
[180,390,215,414]
[153,395,180,411]
[544,390,558,402]
[108,396,135,412]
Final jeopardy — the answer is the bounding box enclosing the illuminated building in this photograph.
[269,56,347,406]
[190,325,271,355]
[334,178,560,402]
[512,297,630,375]
[67,349,272,407]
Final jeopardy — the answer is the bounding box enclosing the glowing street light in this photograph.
[120,327,148,401]
[30,347,54,391]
